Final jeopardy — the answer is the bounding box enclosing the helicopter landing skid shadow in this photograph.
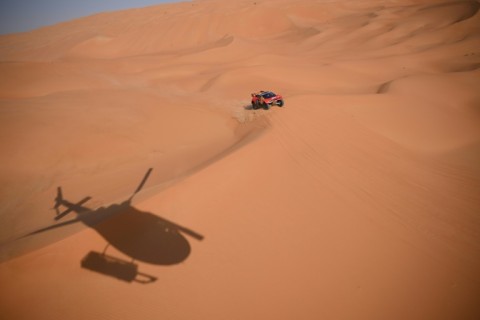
[81,251,157,284]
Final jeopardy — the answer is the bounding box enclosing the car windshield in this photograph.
[261,92,276,98]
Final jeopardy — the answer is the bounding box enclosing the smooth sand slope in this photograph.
[1,0,479,319]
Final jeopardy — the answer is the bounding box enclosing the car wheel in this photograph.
[277,100,284,107]
[263,102,270,110]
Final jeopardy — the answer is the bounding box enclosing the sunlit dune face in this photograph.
[0,0,479,319]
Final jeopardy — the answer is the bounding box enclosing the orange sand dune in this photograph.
[1,0,479,319]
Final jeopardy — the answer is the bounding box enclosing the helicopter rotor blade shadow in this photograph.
[159,216,204,241]
[129,168,153,201]
[20,217,83,239]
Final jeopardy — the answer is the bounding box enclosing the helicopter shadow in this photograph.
[25,168,204,282]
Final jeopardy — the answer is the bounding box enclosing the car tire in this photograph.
[263,102,270,110]
[277,100,284,107]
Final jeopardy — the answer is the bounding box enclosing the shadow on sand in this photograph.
[24,168,204,283]
[81,251,157,283]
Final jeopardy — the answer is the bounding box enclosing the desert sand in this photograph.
[1,0,479,319]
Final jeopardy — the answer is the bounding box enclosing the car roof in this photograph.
[260,91,275,96]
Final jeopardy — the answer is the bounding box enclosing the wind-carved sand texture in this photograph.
[0,0,479,319]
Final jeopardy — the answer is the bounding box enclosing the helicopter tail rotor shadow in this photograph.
[54,186,92,221]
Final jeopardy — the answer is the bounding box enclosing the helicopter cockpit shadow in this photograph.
[25,168,204,282]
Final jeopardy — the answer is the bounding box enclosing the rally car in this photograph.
[251,91,284,110]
